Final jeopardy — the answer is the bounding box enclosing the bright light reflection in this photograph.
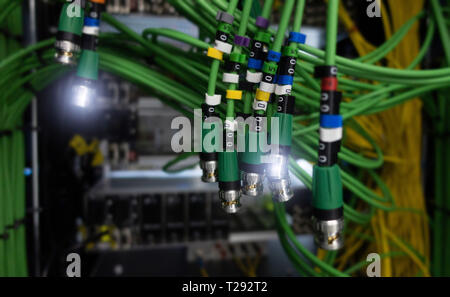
[73,85,90,108]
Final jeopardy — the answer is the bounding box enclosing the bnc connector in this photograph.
[266,154,293,202]
[241,171,264,197]
[268,177,293,202]
[312,216,344,250]
[219,189,241,214]
[200,159,218,183]
[54,40,80,65]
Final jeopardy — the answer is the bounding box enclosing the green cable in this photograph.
[208,61,220,96]
[15,130,27,276]
[224,0,253,118]
[407,18,435,70]
[292,82,450,137]
[343,251,406,275]
[430,2,450,274]
[168,0,215,35]
[100,11,396,231]
[261,0,274,19]
[1,137,16,276]
[142,28,209,50]
[0,137,5,276]
[240,0,275,117]
[431,0,450,64]
[204,0,238,98]
[237,0,253,36]
[276,223,316,276]
[292,0,306,33]
[277,226,322,276]
[290,136,395,212]
[325,0,339,65]
[297,43,450,79]
[274,203,349,277]
[1,3,450,277]
[0,38,54,69]
[243,92,252,114]
[102,13,210,83]
[356,11,425,65]
[272,0,295,52]
[209,0,259,34]
[0,0,21,26]
[163,152,199,173]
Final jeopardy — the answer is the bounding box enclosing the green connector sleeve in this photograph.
[77,50,99,80]
[237,122,245,162]
[58,3,84,35]
[219,151,240,182]
[282,45,297,57]
[201,126,210,152]
[202,125,220,153]
[262,61,278,74]
[241,130,262,165]
[312,164,343,210]
[230,52,247,64]
[273,112,292,146]
[218,23,232,34]
[254,31,271,44]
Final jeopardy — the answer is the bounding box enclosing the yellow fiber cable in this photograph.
[384,228,431,276]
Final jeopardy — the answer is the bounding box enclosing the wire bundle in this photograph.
[0,0,449,276]
[0,0,29,277]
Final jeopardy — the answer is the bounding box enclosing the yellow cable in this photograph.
[233,257,251,277]
[384,228,431,276]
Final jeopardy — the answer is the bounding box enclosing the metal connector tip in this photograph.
[54,40,80,65]
[54,50,77,65]
[241,172,264,197]
[219,189,241,214]
[269,178,293,202]
[312,217,344,250]
[200,160,218,183]
[266,154,293,202]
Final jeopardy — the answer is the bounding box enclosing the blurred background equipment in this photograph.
[0,0,450,277]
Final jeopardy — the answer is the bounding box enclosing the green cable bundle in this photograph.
[0,0,28,277]
[0,0,450,276]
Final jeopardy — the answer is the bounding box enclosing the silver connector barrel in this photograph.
[312,217,344,250]
[54,40,80,65]
[219,189,241,214]
[241,172,264,197]
[266,154,293,202]
[200,160,218,183]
